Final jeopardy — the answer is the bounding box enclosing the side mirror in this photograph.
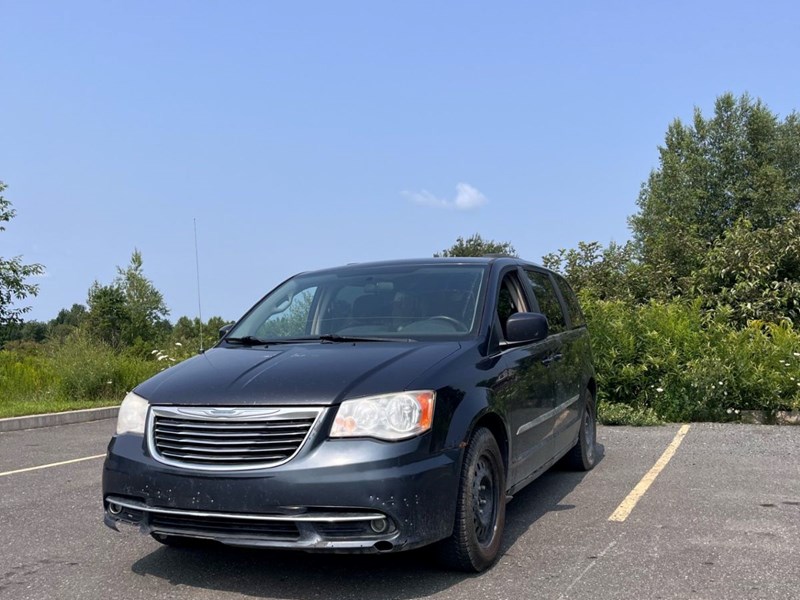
[218,323,234,340]
[505,312,548,344]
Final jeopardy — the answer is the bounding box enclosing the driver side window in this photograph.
[496,274,527,339]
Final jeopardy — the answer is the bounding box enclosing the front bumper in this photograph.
[102,427,462,553]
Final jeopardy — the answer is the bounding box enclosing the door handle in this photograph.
[541,353,563,366]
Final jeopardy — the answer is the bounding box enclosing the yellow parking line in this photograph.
[0,454,106,477]
[609,424,690,522]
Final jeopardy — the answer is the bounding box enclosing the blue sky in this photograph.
[2,1,799,323]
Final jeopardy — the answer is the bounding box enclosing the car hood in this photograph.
[134,341,462,406]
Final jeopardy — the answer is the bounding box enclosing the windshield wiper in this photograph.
[224,335,326,346]
[317,334,408,343]
[225,335,314,346]
[226,334,408,345]
[224,336,271,345]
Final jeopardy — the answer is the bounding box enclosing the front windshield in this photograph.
[228,264,487,340]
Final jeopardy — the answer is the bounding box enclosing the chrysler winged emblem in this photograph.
[176,407,281,419]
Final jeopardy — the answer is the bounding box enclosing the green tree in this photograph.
[542,241,642,300]
[115,249,171,348]
[169,315,229,354]
[85,250,170,352]
[690,214,800,326]
[0,181,45,325]
[629,93,800,296]
[48,303,88,342]
[435,233,517,258]
[86,283,130,348]
[0,319,48,347]
[51,303,88,328]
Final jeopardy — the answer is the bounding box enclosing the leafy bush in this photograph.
[542,240,643,302]
[690,215,800,327]
[597,401,663,426]
[586,296,800,421]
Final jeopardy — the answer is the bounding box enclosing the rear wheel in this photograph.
[437,427,506,572]
[563,390,597,471]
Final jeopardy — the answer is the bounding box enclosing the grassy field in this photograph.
[0,334,164,419]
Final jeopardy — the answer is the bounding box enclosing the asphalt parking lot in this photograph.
[1,420,798,600]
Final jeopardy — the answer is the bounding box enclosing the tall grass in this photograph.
[0,332,162,418]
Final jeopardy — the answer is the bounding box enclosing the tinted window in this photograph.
[525,270,566,334]
[553,273,585,328]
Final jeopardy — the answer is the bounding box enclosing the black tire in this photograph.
[150,533,206,548]
[437,427,506,572]
[563,390,597,471]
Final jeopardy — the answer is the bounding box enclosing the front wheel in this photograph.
[563,391,597,471]
[437,427,506,572]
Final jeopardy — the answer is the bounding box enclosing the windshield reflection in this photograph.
[229,265,488,340]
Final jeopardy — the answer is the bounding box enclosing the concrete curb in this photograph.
[739,410,800,425]
[0,406,119,433]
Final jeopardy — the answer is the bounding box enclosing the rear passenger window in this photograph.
[525,271,566,334]
[553,274,585,328]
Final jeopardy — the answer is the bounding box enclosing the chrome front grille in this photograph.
[147,406,323,471]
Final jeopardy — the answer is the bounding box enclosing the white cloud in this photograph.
[404,182,488,211]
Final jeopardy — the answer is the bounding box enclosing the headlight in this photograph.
[331,391,435,441]
[116,392,149,435]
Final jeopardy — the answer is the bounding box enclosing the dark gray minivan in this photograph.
[103,257,597,572]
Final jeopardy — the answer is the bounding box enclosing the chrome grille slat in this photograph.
[157,442,298,453]
[159,452,290,462]
[155,435,304,446]
[148,406,322,471]
[154,429,306,438]
[155,421,313,431]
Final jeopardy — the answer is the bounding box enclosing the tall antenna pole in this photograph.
[194,218,204,352]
